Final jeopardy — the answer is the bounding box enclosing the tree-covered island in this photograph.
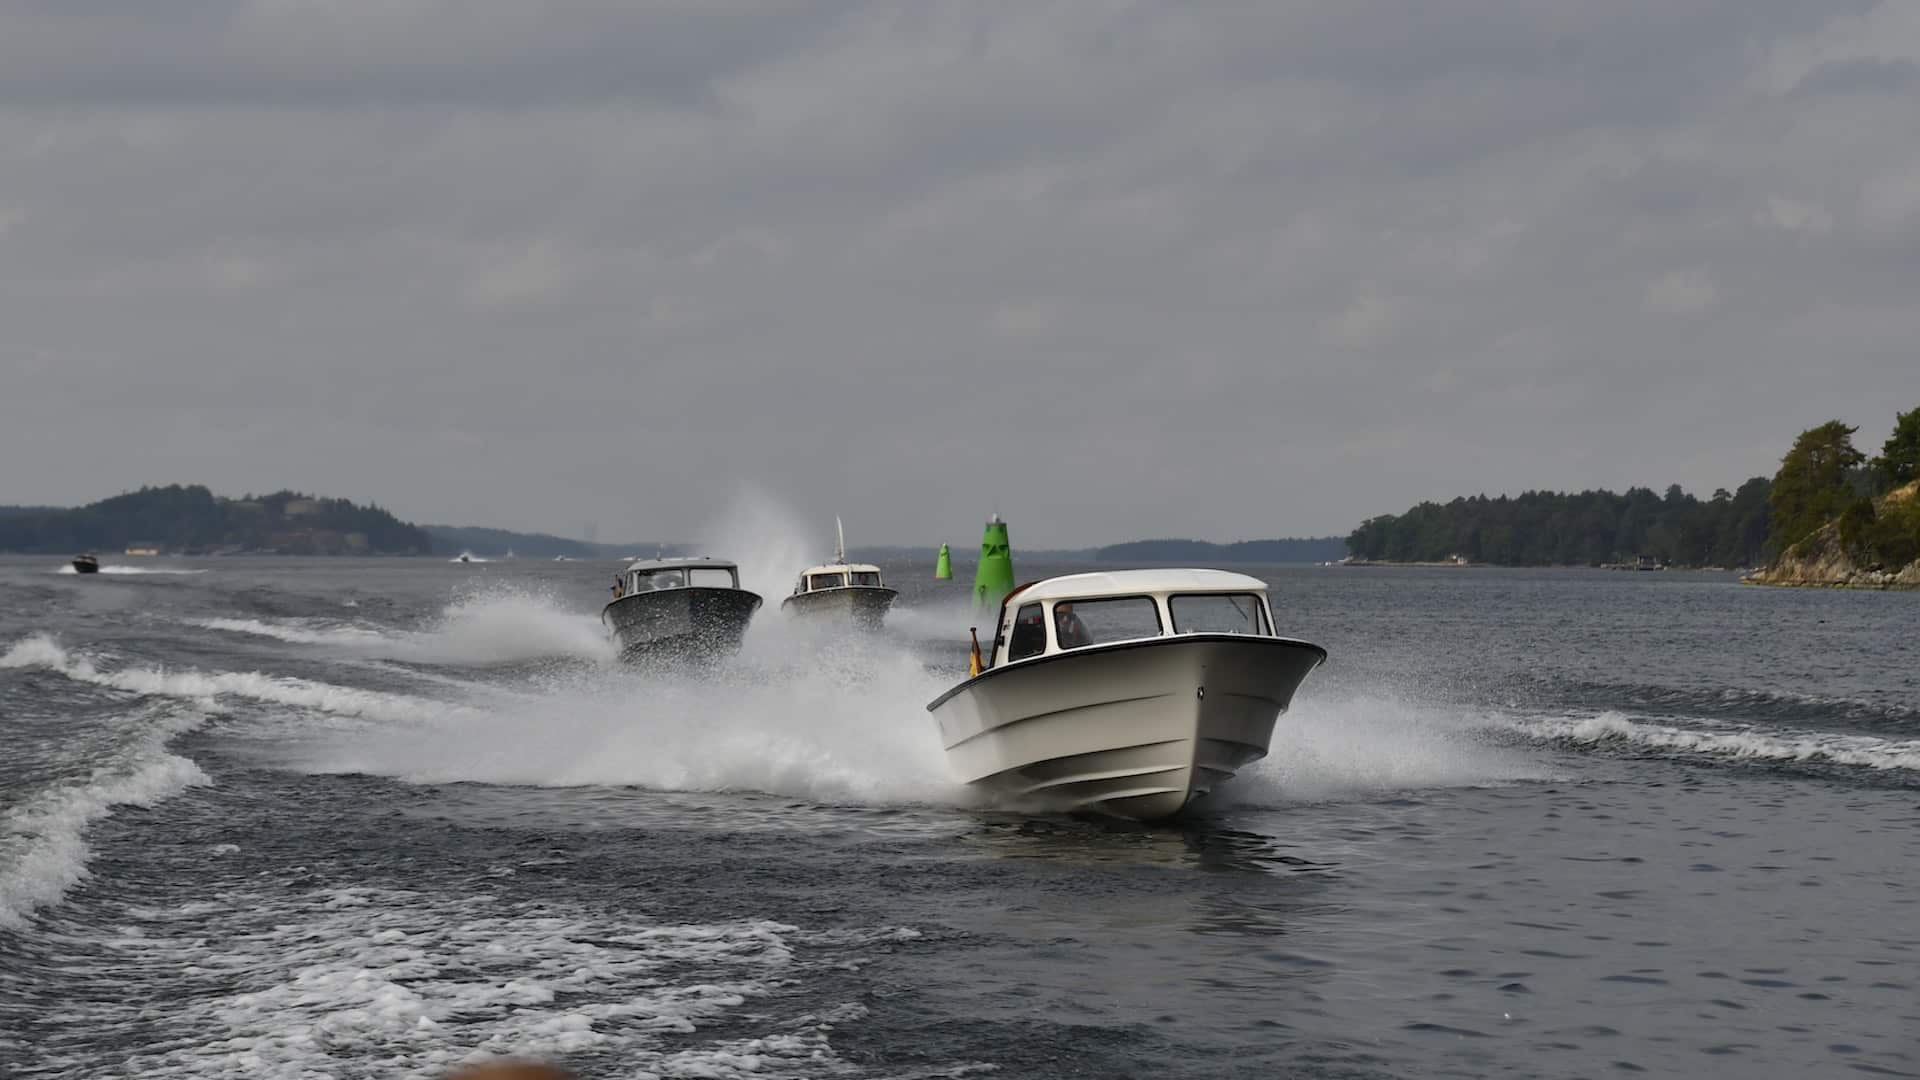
[1347,406,1920,581]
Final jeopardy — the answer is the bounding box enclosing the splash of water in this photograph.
[192,587,616,666]
[289,640,962,806]
[1226,691,1555,805]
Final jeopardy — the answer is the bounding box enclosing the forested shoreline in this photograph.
[1347,406,1920,570]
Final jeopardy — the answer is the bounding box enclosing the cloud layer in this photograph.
[4,2,1919,545]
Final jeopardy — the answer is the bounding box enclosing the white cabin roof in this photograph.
[1009,568,1268,604]
[623,556,739,573]
[799,562,882,577]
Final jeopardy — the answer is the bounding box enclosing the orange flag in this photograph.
[968,627,984,676]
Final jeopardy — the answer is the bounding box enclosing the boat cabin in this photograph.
[616,557,743,598]
[985,569,1276,669]
[791,562,886,596]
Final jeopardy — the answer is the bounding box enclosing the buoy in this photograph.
[972,513,1014,612]
[935,542,952,580]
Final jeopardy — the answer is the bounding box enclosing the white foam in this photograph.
[3,633,461,726]
[56,563,207,575]
[65,886,893,1079]
[1515,711,1920,772]
[1226,692,1554,805]
[291,641,962,806]
[0,705,210,928]
[191,618,391,647]
[191,589,616,665]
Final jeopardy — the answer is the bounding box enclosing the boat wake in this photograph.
[191,587,616,666]
[14,883,915,1079]
[56,565,206,575]
[285,642,965,806]
[1223,692,1556,806]
[1,634,466,726]
[1509,710,1920,774]
[0,698,210,929]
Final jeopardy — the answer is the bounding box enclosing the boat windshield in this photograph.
[640,569,685,590]
[689,567,736,588]
[1168,593,1269,635]
[1053,596,1160,650]
[850,571,881,587]
[808,572,846,591]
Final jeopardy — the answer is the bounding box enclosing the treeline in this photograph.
[1096,537,1347,563]
[1345,405,1920,569]
[0,485,432,555]
[1346,482,1773,567]
[1773,408,1920,570]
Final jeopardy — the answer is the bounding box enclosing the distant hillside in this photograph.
[1095,537,1346,563]
[0,485,432,555]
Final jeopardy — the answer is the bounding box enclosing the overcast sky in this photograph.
[4,2,1919,547]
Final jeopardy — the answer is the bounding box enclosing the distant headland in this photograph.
[0,486,436,556]
[1344,405,1920,588]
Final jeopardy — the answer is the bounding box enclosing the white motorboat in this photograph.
[925,569,1326,821]
[780,518,896,629]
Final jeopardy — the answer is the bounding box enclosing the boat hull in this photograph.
[71,556,99,574]
[601,587,763,664]
[779,586,897,629]
[927,635,1325,820]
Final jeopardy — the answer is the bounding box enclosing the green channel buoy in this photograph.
[935,542,952,580]
[972,514,1014,612]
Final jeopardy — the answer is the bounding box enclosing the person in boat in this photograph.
[1054,602,1093,649]
[611,576,624,599]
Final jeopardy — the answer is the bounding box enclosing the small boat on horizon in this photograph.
[71,554,100,574]
[925,568,1326,821]
[781,518,897,630]
[603,556,762,664]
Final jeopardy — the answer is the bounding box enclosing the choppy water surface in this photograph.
[1,553,1915,1078]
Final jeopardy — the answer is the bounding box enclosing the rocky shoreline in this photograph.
[1744,483,1920,590]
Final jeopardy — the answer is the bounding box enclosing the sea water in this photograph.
[1,547,1915,1078]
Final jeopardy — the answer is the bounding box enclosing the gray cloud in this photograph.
[4,1,1920,547]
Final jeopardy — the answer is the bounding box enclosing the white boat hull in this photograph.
[927,635,1325,820]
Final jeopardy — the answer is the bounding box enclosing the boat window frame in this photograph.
[808,571,847,591]
[1046,594,1163,652]
[1006,602,1047,662]
[1165,591,1272,636]
[849,570,882,587]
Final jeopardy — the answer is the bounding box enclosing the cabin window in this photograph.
[850,571,881,587]
[1168,593,1268,635]
[645,569,686,590]
[1007,603,1047,661]
[1051,596,1160,650]
[808,572,846,591]
[688,568,735,588]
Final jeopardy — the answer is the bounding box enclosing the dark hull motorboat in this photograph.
[602,587,763,663]
[779,585,897,630]
[71,554,100,574]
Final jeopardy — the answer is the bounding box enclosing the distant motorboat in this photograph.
[71,554,100,574]
[926,569,1326,821]
[602,557,762,664]
[781,518,896,630]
